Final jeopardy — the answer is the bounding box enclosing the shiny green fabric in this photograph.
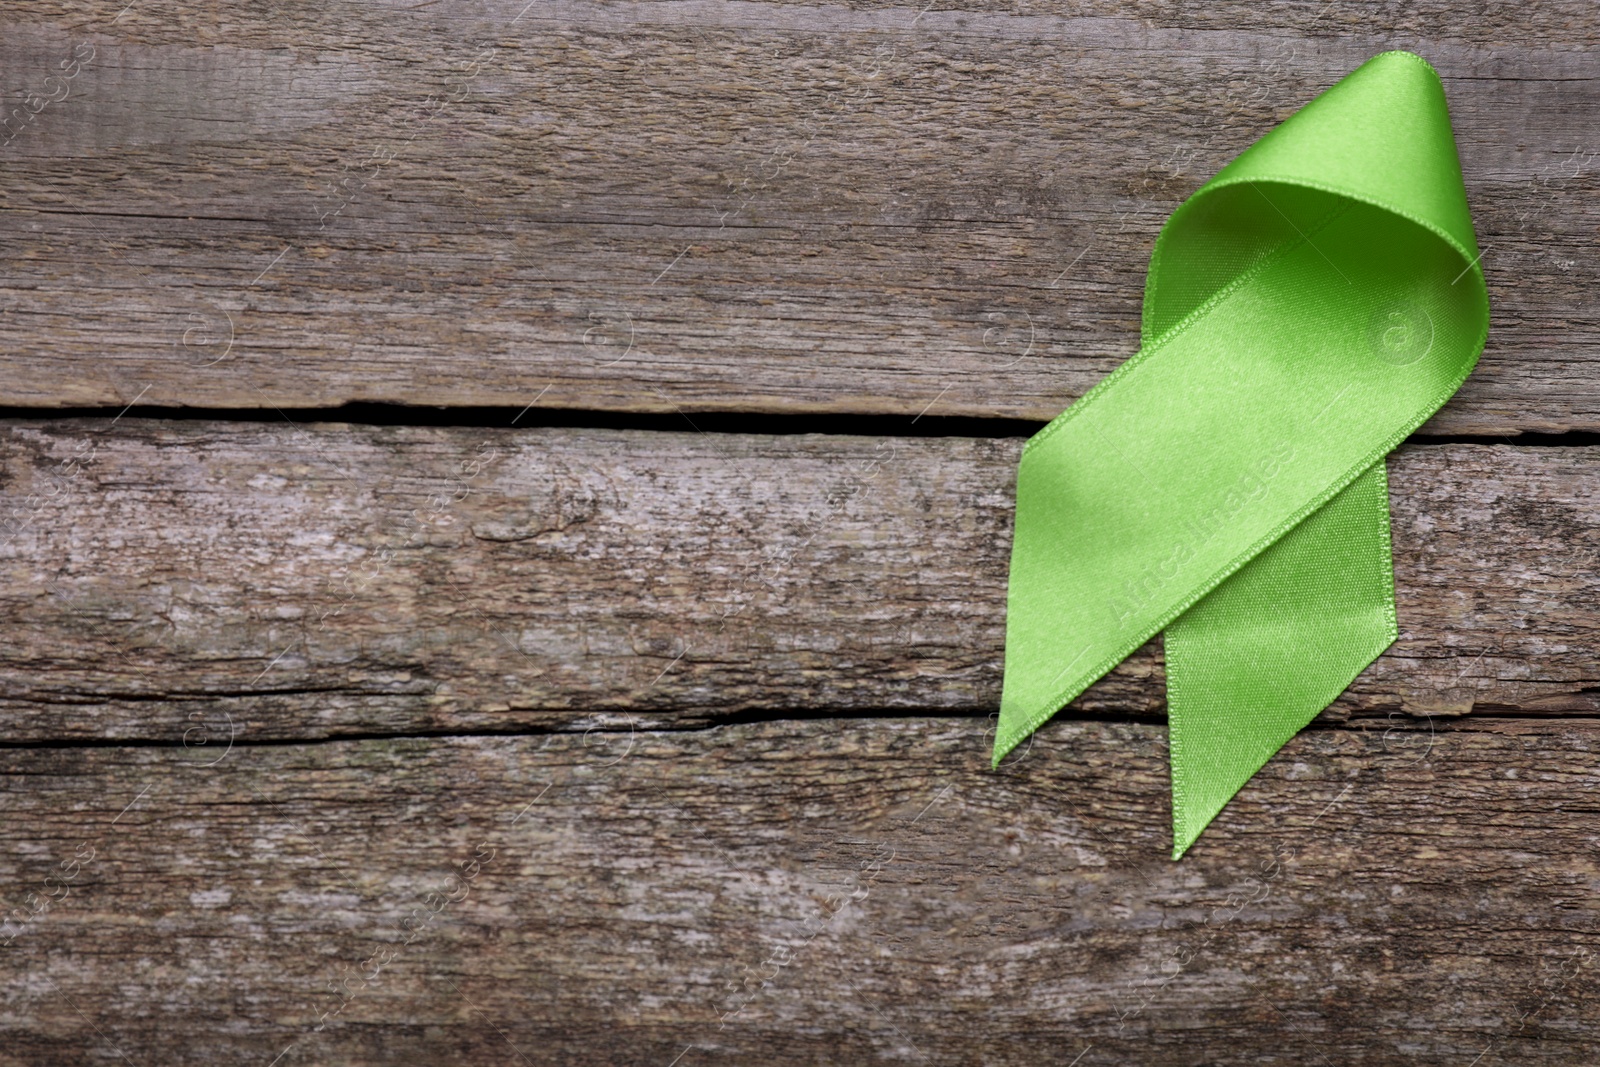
[994,51,1490,858]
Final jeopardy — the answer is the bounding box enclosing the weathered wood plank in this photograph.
[2,421,1595,742]
[3,717,1598,1064]
[0,4,1596,431]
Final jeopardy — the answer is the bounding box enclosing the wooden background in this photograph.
[2,1,1597,1063]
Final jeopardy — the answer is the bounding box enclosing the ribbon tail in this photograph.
[1166,460,1398,858]
[993,442,1119,766]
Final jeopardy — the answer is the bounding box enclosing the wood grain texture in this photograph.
[3,2,1599,1060]
[2,421,1595,742]
[0,2,1596,431]
[3,716,1600,1065]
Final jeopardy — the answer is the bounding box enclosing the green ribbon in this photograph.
[995,52,1489,858]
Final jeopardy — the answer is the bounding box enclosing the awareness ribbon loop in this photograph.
[995,52,1490,858]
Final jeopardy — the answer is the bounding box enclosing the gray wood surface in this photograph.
[0,4,1595,432]
[4,717,1599,1065]
[2,422,1595,745]
[4,1,1600,1063]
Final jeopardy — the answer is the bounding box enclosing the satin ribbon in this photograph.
[995,51,1489,858]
